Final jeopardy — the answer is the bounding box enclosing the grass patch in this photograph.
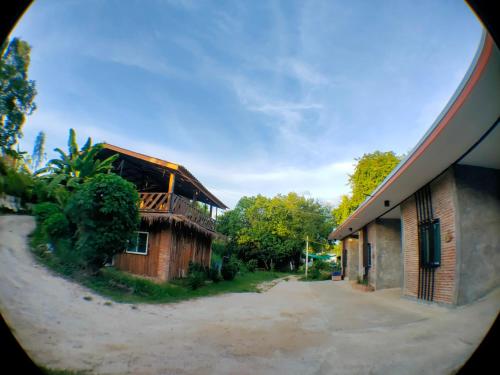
[84,268,290,304]
[29,223,290,304]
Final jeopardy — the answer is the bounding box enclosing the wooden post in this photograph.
[167,173,175,212]
[305,235,309,280]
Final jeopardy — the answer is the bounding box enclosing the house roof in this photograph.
[329,32,500,241]
[100,143,228,209]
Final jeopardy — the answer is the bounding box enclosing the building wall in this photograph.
[343,237,359,280]
[115,221,213,282]
[401,196,419,298]
[401,169,457,304]
[366,222,377,287]
[167,227,212,280]
[429,170,457,304]
[358,219,401,290]
[358,229,365,280]
[374,219,402,290]
[114,221,164,279]
[454,165,500,305]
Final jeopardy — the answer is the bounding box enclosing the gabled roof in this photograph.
[101,143,228,209]
[330,32,500,240]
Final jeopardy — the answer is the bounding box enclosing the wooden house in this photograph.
[99,144,228,282]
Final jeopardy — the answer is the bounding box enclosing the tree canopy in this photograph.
[332,151,401,227]
[217,192,333,270]
[0,38,37,155]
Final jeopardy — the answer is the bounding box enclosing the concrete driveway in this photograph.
[1,215,499,374]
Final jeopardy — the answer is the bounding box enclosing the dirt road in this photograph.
[0,215,498,374]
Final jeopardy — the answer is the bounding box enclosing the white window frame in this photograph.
[126,231,149,255]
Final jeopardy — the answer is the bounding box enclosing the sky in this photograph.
[12,0,482,209]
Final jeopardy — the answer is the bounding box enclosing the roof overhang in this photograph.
[101,143,228,209]
[329,32,500,241]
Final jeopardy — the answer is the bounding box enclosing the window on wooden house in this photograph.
[126,231,149,255]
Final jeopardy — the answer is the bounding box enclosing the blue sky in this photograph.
[13,0,482,209]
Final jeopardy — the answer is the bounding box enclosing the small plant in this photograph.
[187,261,208,290]
[208,267,221,283]
[221,256,239,281]
[357,276,368,285]
[33,202,61,224]
[44,212,70,240]
[187,271,206,290]
[246,259,257,272]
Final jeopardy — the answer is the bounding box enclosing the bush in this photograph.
[187,271,206,290]
[3,168,33,201]
[246,259,257,272]
[221,256,239,281]
[33,202,61,224]
[188,261,207,275]
[309,266,321,279]
[187,261,208,290]
[208,267,221,283]
[65,173,140,271]
[44,212,70,240]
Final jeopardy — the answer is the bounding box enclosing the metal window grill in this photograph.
[415,185,441,301]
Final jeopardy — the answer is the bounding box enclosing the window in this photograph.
[126,231,149,255]
[419,219,441,268]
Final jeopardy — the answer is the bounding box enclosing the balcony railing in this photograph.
[139,192,216,232]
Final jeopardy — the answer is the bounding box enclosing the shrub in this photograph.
[309,265,321,279]
[44,212,70,240]
[187,271,206,290]
[33,202,61,224]
[65,173,139,271]
[208,267,221,283]
[221,256,239,281]
[188,261,207,275]
[3,168,33,201]
[246,259,257,272]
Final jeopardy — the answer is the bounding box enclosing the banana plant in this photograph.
[36,128,118,190]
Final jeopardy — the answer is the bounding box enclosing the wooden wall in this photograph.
[114,222,165,278]
[114,221,212,281]
[168,226,212,279]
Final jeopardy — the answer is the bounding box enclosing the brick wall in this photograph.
[401,169,457,304]
[430,171,457,304]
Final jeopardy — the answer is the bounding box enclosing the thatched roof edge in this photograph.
[140,212,222,239]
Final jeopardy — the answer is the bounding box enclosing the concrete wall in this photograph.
[454,165,500,305]
[374,219,402,290]
[360,219,402,290]
[343,237,359,281]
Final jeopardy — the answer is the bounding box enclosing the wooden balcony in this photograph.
[139,192,216,232]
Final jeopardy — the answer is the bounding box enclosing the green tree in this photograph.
[332,151,400,226]
[65,173,140,271]
[31,131,46,171]
[217,193,332,270]
[38,128,118,189]
[0,38,37,154]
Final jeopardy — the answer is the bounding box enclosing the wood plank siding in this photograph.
[114,221,212,281]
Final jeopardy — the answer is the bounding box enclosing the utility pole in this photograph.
[305,235,309,279]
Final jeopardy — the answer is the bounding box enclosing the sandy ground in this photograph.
[0,215,499,375]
